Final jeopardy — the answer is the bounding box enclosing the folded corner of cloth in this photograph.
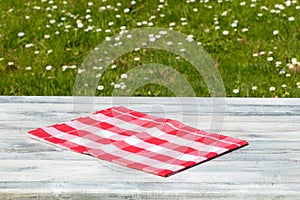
[27,106,248,177]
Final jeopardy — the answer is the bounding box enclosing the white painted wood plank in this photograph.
[1,96,300,106]
[1,182,300,200]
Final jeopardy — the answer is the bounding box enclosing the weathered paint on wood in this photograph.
[0,96,299,199]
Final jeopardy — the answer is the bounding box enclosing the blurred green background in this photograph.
[0,0,299,97]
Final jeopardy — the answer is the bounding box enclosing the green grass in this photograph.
[0,0,299,97]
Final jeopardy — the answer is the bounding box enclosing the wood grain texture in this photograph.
[0,96,299,199]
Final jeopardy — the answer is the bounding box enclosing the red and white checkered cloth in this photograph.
[27,106,248,177]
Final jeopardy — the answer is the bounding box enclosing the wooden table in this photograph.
[1,96,299,199]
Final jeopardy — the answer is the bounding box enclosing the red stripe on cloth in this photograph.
[91,151,168,177]
[76,116,221,159]
[114,141,198,167]
[28,130,168,175]
[98,108,242,149]
[28,128,88,153]
[54,123,115,144]
[59,118,206,167]
[110,106,248,146]
[157,169,175,177]
[28,128,53,138]
[84,121,219,164]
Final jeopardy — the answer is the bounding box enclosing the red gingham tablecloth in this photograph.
[27,106,248,177]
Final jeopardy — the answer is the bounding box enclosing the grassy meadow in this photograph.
[0,0,299,97]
